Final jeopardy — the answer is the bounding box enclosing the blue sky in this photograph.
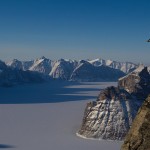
[0,0,150,64]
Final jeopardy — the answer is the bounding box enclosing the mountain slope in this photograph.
[6,57,141,81]
[49,59,77,80]
[88,58,137,73]
[121,95,150,150]
[29,56,52,74]
[6,59,34,71]
[70,60,125,81]
[0,60,46,87]
[119,65,150,99]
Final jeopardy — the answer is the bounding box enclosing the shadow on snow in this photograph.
[0,81,102,104]
[0,144,15,149]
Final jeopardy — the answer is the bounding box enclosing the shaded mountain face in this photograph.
[0,60,7,71]
[0,60,46,87]
[121,95,150,150]
[0,69,45,87]
[77,66,150,140]
[70,61,125,81]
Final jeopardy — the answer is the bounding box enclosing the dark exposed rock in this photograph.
[121,95,150,150]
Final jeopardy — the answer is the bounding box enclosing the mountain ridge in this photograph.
[5,57,140,81]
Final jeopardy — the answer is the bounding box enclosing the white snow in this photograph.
[0,81,122,150]
[106,59,113,66]
[118,65,144,81]
[133,64,144,73]
[88,58,137,73]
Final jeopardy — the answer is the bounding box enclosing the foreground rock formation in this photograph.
[77,66,150,140]
[121,95,150,150]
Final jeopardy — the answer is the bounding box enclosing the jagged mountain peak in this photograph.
[29,57,52,75]
[118,66,150,99]
[49,58,76,80]
[79,60,89,64]
[118,65,145,81]
[40,56,47,60]
[132,64,145,74]
[88,58,138,73]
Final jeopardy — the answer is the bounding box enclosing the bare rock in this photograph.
[121,95,150,150]
[77,87,141,140]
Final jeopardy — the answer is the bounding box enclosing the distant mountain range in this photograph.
[5,56,139,82]
[0,60,46,87]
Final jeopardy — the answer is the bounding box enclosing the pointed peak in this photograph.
[40,56,47,59]
[133,64,145,74]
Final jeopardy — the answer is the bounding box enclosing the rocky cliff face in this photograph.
[77,66,150,140]
[121,95,150,150]
[118,66,150,100]
[77,87,142,140]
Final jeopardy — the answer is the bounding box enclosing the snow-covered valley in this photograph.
[0,81,122,150]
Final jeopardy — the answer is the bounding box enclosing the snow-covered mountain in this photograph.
[0,60,7,70]
[6,59,34,71]
[49,59,78,80]
[88,58,137,73]
[6,57,140,81]
[70,60,125,81]
[29,56,52,74]
[77,66,150,140]
[119,65,150,100]
[0,60,46,87]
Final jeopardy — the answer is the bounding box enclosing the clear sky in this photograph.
[0,0,150,64]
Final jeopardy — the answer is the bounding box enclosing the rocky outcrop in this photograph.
[77,87,142,140]
[118,66,150,100]
[121,95,150,150]
[77,66,150,140]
